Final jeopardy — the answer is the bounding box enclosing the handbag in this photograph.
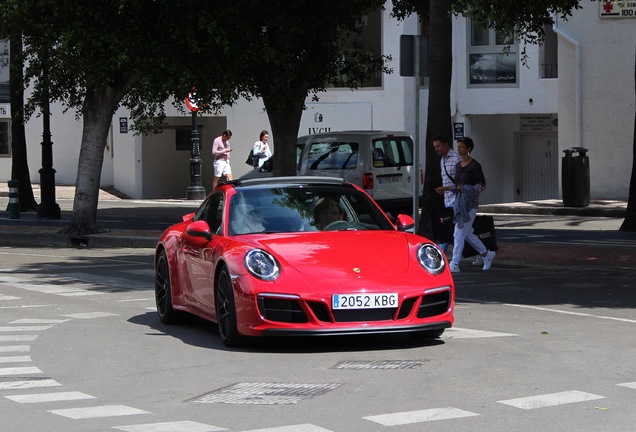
[430,207,454,243]
[245,149,256,167]
[462,215,498,257]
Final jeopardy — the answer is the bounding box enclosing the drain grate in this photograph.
[332,360,426,370]
[190,382,340,405]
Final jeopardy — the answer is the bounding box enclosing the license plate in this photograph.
[332,293,398,309]
[378,176,400,184]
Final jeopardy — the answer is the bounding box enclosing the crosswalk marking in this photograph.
[9,318,69,324]
[61,312,119,319]
[50,405,150,419]
[0,366,42,375]
[240,425,334,432]
[0,294,21,300]
[617,382,636,389]
[364,408,479,426]
[0,379,61,390]
[0,345,30,353]
[6,391,95,404]
[64,272,151,291]
[113,421,226,432]
[443,328,516,339]
[0,275,94,296]
[498,390,605,409]
[0,355,31,364]
[0,326,52,332]
[0,335,38,342]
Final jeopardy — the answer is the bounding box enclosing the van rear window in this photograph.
[307,142,358,170]
[372,137,414,168]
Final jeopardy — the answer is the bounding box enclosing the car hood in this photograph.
[256,231,412,278]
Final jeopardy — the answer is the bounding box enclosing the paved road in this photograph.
[1,247,636,432]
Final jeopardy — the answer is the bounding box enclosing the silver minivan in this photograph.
[298,131,421,216]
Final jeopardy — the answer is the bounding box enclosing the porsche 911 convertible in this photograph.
[154,176,454,347]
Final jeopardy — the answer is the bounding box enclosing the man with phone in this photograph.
[212,129,233,189]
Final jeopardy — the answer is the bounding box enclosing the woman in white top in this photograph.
[252,130,272,169]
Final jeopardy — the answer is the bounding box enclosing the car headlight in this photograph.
[245,249,280,281]
[416,244,445,275]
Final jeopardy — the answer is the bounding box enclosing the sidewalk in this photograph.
[0,185,634,269]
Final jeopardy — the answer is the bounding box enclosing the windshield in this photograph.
[228,184,393,235]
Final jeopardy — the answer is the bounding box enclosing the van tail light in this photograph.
[363,173,374,189]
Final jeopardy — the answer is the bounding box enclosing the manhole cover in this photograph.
[190,382,340,405]
[332,360,426,370]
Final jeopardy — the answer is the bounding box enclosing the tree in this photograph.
[0,4,38,212]
[389,0,635,236]
[217,0,390,177]
[10,0,237,235]
[619,50,636,231]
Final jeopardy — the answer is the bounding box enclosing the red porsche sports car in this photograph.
[154,177,454,346]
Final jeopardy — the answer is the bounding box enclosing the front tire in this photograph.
[215,266,244,347]
[155,250,181,324]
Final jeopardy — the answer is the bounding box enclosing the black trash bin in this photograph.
[561,147,590,207]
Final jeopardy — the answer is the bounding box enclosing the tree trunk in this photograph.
[263,90,305,177]
[416,0,453,238]
[619,46,636,231]
[9,32,38,212]
[60,86,122,235]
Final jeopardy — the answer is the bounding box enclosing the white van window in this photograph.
[307,142,358,170]
[372,137,414,168]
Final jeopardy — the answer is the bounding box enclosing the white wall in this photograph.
[557,4,634,199]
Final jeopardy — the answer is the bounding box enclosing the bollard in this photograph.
[7,180,19,219]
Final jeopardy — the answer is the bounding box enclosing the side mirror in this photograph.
[182,212,195,222]
[185,220,213,242]
[395,214,415,232]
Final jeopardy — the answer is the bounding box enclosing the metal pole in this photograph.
[186,110,206,200]
[412,36,421,231]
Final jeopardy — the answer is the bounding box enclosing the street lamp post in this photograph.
[186,90,205,200]
[36,68,60,219]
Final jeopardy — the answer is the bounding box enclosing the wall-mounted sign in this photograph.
[453,122,464,139]
[119,117,128,133]
[520,114,558,132]
[600,1,636,18]
[299,102,372,135]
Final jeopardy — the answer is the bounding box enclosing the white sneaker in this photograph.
[449,262,460,273]
[472,255,483,266]
[482,250,496,271]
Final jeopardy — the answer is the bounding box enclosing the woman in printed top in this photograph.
[252,130,272,169]
[438,136,496,273]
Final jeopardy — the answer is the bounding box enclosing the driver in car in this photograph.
[313,197,344,230]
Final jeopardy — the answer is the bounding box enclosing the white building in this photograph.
[0,1,633,203]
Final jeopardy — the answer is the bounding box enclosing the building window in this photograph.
[0,121,10,156]
[539,24,558,79]
[467,20,518,87]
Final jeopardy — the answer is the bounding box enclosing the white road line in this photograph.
[364,408,479,426]
[0,335,38,342]
[0,366,42,376]
[498,390,605,409]
[0,355,31,364]
[0,276,89,295]
[113,421,227,432]
[61,312,119,319]
[118,297,155,303]
[617,382,636,389]
[504,303,636,324]
[6,391,95,404]
[49,405,150,419]
[443,328,516,339]
[9,319,69,324]
[0,295,21,300]
[0,379,61,390]
[240,425,333,432]
[0,345,30,353]
[0,326,52,332]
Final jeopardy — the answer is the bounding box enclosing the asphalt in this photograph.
[0,185,634,270]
